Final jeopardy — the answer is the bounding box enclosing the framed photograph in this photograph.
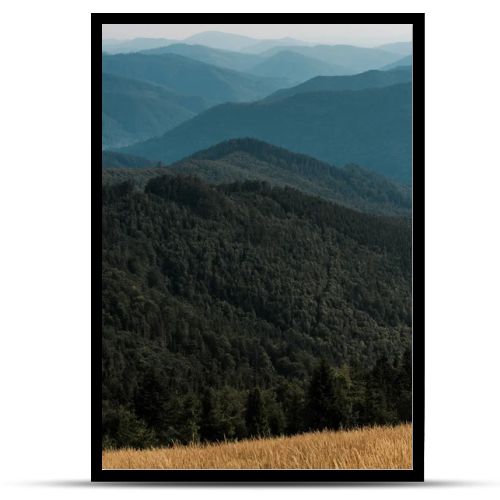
[93,14,424,482]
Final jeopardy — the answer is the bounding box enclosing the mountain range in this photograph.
[102,53,287,107]
[259,44,408,73]
[102,35,410,82]
[119,83,412,183]
[102,31,313,54]
[140,44,348,83]
[101,37,413,160]
[101,36,413,183]
[102,31,411,60]
[140,43,264,73]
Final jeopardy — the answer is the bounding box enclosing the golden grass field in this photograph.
[102,423,411,470]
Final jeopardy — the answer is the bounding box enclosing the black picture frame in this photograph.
[92,13,425,482]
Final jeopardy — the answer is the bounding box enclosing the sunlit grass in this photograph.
[102,423,412,470]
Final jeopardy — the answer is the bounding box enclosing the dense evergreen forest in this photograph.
[102,174,412,448]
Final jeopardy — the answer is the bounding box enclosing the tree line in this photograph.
[103,353,411,449]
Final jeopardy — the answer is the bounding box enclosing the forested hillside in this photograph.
[102,175,412,448]
[104,139,411,216]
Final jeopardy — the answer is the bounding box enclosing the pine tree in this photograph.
[365,356,399,425]
[245,387,269,438]
[133,368,167,430]
[307,359,337,430]
[200,389,223,442]
[331,365,353,429]
[277,382,305,435]
[177,393,201,444]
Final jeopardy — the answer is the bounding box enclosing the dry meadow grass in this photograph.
[102,423,412,470]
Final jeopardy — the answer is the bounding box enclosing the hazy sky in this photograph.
[102,24,412,45]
